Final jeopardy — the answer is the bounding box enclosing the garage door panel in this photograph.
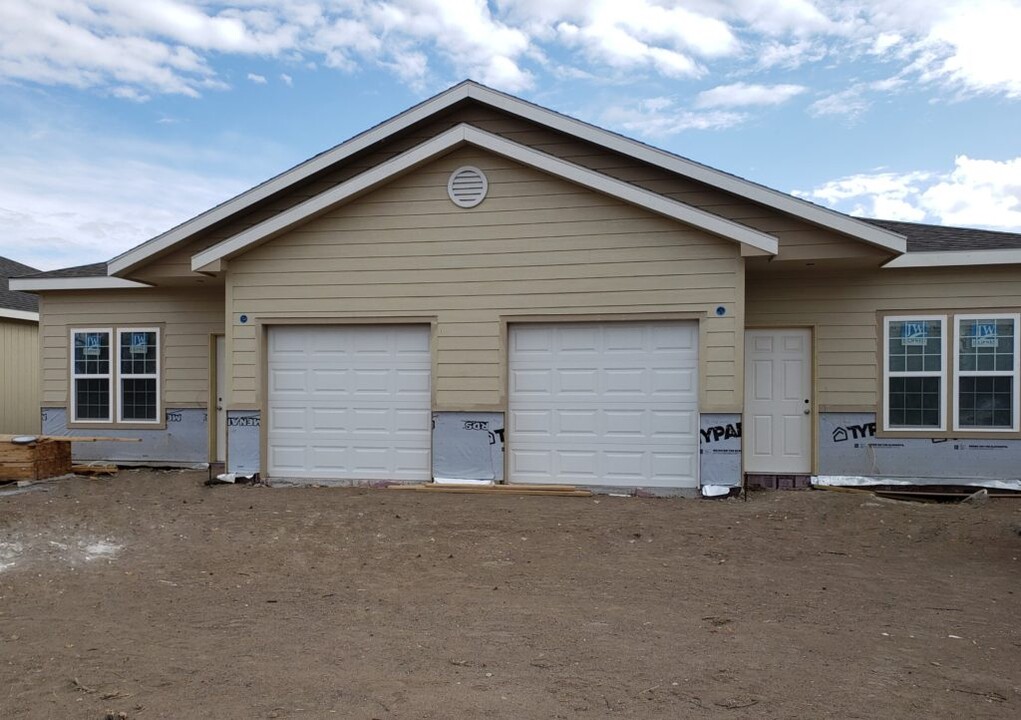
[559,368,600,395]
[310,407,347,430]
[604,409,645,437]
[509,368,553,395]
[652,368,694,394]
[270,369,307,394]
[650,409,696,438]
[510,409,551,436]
[509,321,698,488]
[269,406,306,431]
[267,325,431,481]
[604,368,645,395]
[558,409,599,437]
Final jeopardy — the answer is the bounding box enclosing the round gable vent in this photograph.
[447,166,488,208]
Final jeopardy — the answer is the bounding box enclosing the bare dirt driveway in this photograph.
[1,470,1019,720]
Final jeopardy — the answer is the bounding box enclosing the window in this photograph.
[70,327,160,424]
[884,316,947,431]
[118,329,159,422]
[72,330,112,422]
[955,314,1020,431]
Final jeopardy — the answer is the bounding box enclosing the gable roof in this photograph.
[192,124,779,271]
[0,256,39,319]
[109,79,904,277]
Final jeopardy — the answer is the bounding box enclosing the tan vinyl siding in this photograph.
[0,318,40,433]
[39,287,224,408]
[227,146,744,411]
[746,264,1021,409]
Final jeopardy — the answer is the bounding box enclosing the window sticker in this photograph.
[130,331,149,355]
[901,321,928,346]
[84,333,102,356]
[972,321,998,348]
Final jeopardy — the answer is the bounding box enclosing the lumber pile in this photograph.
[0,437,71,482]
[388,482,592,497]
[0,434,139,483]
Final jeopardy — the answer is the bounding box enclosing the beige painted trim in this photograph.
[254,316,438,479]
[742,325,818,475]
[207,334,222,463]
[10,277,151,291]
[883,249,1021,268]
[193,124,778,271]
[819,404,876,413]
[876,308,1021,440]
[109,80,902,277]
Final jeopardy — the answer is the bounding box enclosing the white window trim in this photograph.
[116,327,161,424]
[883,315,948,432]
[70,328,113,424]
[952,313,1021,433]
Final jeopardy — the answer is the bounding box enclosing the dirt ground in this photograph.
[1,471,1019,720]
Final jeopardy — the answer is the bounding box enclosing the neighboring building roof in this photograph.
[865,219,1021,252]
[8,262,150,292]
[17,262,109,279]
[0,256,40,317]
[107,80,906,277]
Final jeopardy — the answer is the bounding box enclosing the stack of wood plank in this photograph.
[387,482,592,497]
[0,435,139,483]
[0,436,72,482]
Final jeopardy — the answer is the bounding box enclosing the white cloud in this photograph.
[808,86,871,119]
[602,97,746,137]
[0,0,1019,102]
[280,72,293,86]
[246,72,267,84]
[0,150,249,269]
[695,82,807,109]
[795,155,1021,230]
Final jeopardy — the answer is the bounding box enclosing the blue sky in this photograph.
[1,0,1020,270]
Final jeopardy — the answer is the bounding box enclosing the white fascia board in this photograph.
[464,84,907,254]
[8,276,153,291]
[0,308,39,322]
[110,83,476,276]
[192,124,777,270]
[117,80,901,277]
[883,249,1021,268]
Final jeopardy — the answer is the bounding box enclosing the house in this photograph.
[11,81,1021,492]
[0,256,40,435]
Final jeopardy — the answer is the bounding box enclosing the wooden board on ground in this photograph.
[388,483,592,497]
[0,434,141,443]
[72,464,119,476]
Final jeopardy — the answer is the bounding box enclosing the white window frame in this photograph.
[70,328,113,424]
[883,315,948,432]
[116,327,161,424]
[953,313,1021,433]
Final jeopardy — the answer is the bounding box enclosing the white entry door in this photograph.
[744,329,812,473]
[266,325,432,481]
[508,321,699,488]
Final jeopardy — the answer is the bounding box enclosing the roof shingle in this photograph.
[0,256,40,313]
[864,219,1021,253]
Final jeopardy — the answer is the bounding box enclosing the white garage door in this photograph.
[508,321,699,488]
[267,325,431,481]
